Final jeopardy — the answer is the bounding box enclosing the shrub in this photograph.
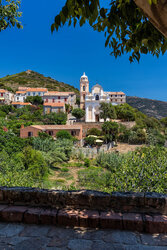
[56,130,73,140]
[72,108,85,120]
[61,167,69,172]
[44,112,67,125]
[0,111,6,118]
[80,147,167,193]
[84,136,96,146]
[87,128,102,136]
[84,158,90,167]
[102,121,119,143]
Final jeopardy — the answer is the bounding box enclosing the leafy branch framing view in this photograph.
[52,0,167,62]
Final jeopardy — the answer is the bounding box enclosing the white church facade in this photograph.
[80,73,126,122]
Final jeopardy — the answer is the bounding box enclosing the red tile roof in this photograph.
[43,102,65,107]
[30,125,82,130]
[0,89,7,93]
[108,91,125,95]
[16,91,26,94]
[26,88,48,92]
[12,102,32,106]
[44,91,74,97]
[18,87,29,91]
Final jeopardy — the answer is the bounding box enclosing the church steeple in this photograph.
[80,72,89,110]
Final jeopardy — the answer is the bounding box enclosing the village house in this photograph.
[14,87,48,102]
[20,124,83,140]
[14,91,27,102]
[43,91,76,107]
[0,89,14,105]
[11,102,32,109]
[26,88,48,97]
[43,102,65,114]
[18,87,29,91]
[80,73,126,122]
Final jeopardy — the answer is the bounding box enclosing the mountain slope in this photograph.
[0,70,79,94]
[127,96,167,119]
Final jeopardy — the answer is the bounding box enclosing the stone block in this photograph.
[123,213,144,232]
[144,193,167,214]
[145,214,167,233]
[40,208,57,225]
[78,210,99,228]
[100,211,123,229]
[57,209,79,227]
[24,207,42,224]
[111,192,145,211]
[1,206,27,222]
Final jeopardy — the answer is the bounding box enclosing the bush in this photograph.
[146,129,165,146]
[25,96,43,105]
[61,167,69,172]
[0,111,6,118]
[87,128,102,136]
[79,147,167,193]
[84,136,96,146]
[44,112,67,125]
[56,130,73,140]
[102,121,119,143]
[72,108,85,120]
[84,158,90,167]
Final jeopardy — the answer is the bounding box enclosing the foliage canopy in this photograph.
[52,0,167,62]
[0,0,22,32]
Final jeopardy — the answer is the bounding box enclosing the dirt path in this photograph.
[110,143,144,154]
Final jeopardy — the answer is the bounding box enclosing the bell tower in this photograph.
[80,72,89,110]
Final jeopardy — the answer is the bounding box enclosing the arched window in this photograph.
[83,86,85,91]
[95,95,99,101]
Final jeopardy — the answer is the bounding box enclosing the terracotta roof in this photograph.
[30,125,82,130]
[0,89,7,93]
[16,91,26,94]
[43,102,65,107]
[26,88,48,92]
[108,92,125,95]
[12,102,32,106]
[44,91,73,97]
[18,87,29,91]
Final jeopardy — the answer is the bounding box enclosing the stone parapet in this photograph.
[0,188,166,215]
[0,188,166,233]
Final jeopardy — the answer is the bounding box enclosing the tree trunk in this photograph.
[134,0,167,38]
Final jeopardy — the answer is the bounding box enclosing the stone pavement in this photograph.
[0,223,166,249]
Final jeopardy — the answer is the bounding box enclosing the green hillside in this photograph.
[0,70,167,119]
[0,70,79,94]
[127,96,167,119]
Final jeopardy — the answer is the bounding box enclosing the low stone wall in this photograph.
[74,143,114,158]
[0,188,166,233]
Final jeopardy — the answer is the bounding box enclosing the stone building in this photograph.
[20,124,83,140]
[80,73,126,122]
[0,89,14,105]
[43,91,76,108]
[14,91,27,102]
[43,102,65,114]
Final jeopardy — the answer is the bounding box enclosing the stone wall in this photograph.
[74,143,114,158]
[75,121,135,137]
[0,188,166,233]
[75,122,102,137]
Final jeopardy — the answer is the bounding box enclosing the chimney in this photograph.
[21,124,24,129]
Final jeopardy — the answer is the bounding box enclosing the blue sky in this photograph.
[0,0,167,101]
